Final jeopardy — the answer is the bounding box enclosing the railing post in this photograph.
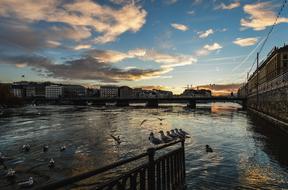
[147,147,156,190]
[181,139,186,189]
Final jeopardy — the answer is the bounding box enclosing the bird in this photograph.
[179,129,189,136]
[166,131,178,139]
[148,132,162,145]
[43,145,49,152]
[48,158,55,168]
[206,145,213,153]
[159,131,173,143]
[175,129,186,138]
[157,117,164,121]
[60,146,66,152]
[178,129,191,138]
[22,144,30,152]
[171,129,184,138]
[140,119,148,126]
[18,177,34,188]
[6,168,16,179]
[110,134,121,144]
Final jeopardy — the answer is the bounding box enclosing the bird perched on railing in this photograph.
[171,129,184,139]
[110,134,121,144]
[18,177,34,188]
[159,131,173,143]
[166,131,178,139]
[178,129,191,138]
[149,132,162,145]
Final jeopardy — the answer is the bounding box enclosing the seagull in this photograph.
[140,119,148,126]
[179,129,189,136]
[159,131,173,143]
[60,146,66,152]
[171,129,183,138]
[175,129,186,138]
[166,131,178,139]
[206,145,213,153]
[18,177,34,188]
[110,134,121,144]
[157,117,164,121]
[43,145,49,152]
[48,158,55,168]
[178,129,191,138]
[6,168,16,179]
[148,132,162,145]
[22,144,30,152]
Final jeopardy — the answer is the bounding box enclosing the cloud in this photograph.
[0,53,171,83]
[233,37,258,47]
[74,44,92,50]
[241,2,288,31]
[0,0,147,45]
[171,23,189,31]
[195,43,223,56]
[215,2,240,10]
[187,10,195,15]
[88,48,197,68]
[165,0,178,4]
[198,29,214,38]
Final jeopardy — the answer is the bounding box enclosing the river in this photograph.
[0,103,287,189]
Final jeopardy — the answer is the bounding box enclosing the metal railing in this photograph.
[36,139,186,190]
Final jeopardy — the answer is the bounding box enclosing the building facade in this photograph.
[100,86,119,98]
[45,85,63,99]
[238,44,288,124]
[63,85,86,97]
[119,86,133,98]
[181,89,212,97]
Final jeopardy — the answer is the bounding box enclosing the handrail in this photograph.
[36,139,183,190]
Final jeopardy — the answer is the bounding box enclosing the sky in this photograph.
[0,0,288,94]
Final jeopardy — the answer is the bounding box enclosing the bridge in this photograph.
[27,96,247,109]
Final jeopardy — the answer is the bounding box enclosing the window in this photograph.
[283,53,288,60]
[283,60,288,67]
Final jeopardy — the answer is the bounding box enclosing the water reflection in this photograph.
[0,103,287,189]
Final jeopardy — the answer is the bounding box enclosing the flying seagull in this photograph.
[110,134,121,144]
[140,119,148,126]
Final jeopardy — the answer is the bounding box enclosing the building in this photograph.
[181,89,212,97]
[63,85,86,97]
[100,86,119,98]
[133,88,143,98]
[119,86,133,98]
[153,89,173,98]
[10,81,52,98]
[86,88,100,97]
[238,44,288,125]
[45,85,63,99]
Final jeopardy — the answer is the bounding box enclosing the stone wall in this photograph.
[247,86,288,124]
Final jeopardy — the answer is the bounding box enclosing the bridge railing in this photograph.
[36,139,186,190]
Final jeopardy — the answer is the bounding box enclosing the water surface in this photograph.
[0,103,287,189]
